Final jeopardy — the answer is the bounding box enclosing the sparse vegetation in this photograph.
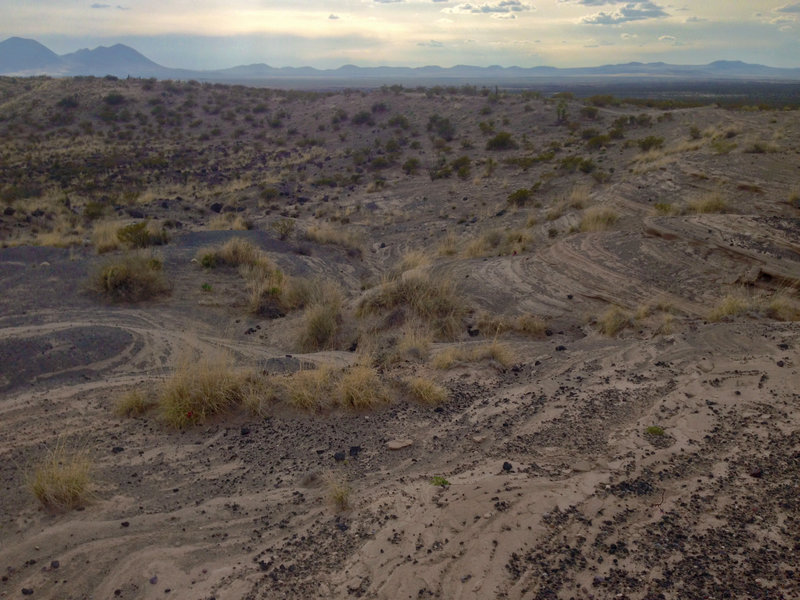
[580,207,619,232]
[406,377,449,405]
[597,305,631,336]
[433,341,514,369]
[687,193,727,214]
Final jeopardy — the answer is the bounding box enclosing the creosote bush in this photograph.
[89,253,169,302]
[29,440,92,510]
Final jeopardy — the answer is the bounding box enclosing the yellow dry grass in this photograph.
[29,440,92,510]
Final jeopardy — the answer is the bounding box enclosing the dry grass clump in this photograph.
[197,237,273,270]
[391,250,430,277]
[115,389,156,417]
[336,365,390,409]
[405,377,449,405]
[298,291,343,352]
[357,273,466,339]
[597,305,631,336]
[580,206,619,232]
[708,288,799,322]
[91,219,126,253]
[208,213,252,231]
[437,232,459,256]
[324,471,351,511]
[304,223,363,254]
[433,341,515,369]
[477,312,547,337]
[687,192,727,214]
[283,367,334,411]
[465,228,531,257]
[395,323,433,362]
[89,253,169,302]
[29,440,92,510]
[158,354,249,428]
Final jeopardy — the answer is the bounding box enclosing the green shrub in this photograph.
[486,132,517,150]
[117,221,168,248]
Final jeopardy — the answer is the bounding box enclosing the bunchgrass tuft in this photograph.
[597,305,631,336]
[580,206,619,232]
[29,440,92,510]
[433,341,514,369]
[115,389,156,417]
[336,365,389,409]
[89,253,169,302]
[357,273,466,340]
[158,354,247,428]
[405,377,449,405]
[687,192,727,214]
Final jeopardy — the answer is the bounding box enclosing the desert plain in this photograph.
[0,76,798,599]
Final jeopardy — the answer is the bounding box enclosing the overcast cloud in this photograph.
[0,0,796,68]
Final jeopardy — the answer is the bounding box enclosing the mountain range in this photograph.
[2,36,800,84]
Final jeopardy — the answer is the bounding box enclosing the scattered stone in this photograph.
[555,345,566,352]
[21,589,34,596]
[111,446,124,454]
[349,446,361,457]
[240,426,251,436]
[472,435,487,443]
[149,576,158,585]
[386,439,413,450]
[121,521,130,528]
[749,467,764,478]
[502,462,513,472]
[209,202,223,213]
[333,451,346,462]
[50,561,59,569]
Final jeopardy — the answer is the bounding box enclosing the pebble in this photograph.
[333,451,346,462]
[502,461,513,472]
[21,588,34,596]
[386,439,413,450]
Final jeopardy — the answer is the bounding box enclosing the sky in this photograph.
[1,1,799,70]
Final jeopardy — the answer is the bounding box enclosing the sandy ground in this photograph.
[1,82,799,599]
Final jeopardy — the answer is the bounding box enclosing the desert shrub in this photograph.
[427,114,455,141]
[486,132,517,150]
[559,156,595,173]
[83,201,106,221]
[653,202,678,216]
[402,157,420,174]
[388,114,410,129]
[405,377,448,405]
[507,188,533,207]
[159,354,248,428]
[451,155,471,179]
[587,135,611,150]
[393,323,433,362]
[597,305,631,336]
[103,92,126,106]
[580,105,599,119]
[352,110,374,126]
[580,207,619,232]
[117,221,168,248]
[357,273,465,339]
[29,440,92,510]
[90,254,169,302]
[57,95,79,109]
[637,136,664,152]
[437,232,459,256]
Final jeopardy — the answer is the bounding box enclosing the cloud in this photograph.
[685,16,707,22]
[328,14,339,19]
[373,0,404,3]
[581,1,668,24]
[620,32,638,39]
[658,34,675,41]
[417,39,444,47]
[775,2,800,12]
[91,3,111,8]
[443,1,535,15]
